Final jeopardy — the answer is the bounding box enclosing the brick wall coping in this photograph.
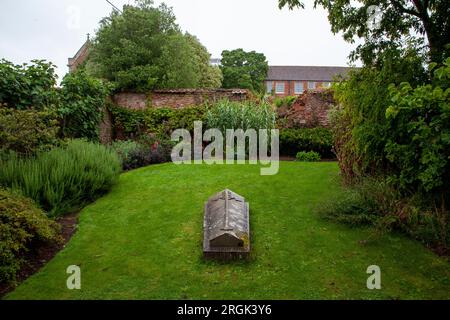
[152,88,248,94]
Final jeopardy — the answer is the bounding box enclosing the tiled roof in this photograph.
[266,66,353,81]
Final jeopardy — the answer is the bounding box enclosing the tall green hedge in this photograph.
[279,128,334,158]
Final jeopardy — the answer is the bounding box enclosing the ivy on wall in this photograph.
[107,104,207,139]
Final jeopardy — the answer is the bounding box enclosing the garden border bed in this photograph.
[0,212,80,298]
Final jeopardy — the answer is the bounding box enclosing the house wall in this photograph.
[266,80,329,97]
[68,42,90,73]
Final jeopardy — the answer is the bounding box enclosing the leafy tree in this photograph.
[278,0,449,64]
[332,47,428,178]
[0,59,59,110]
[158,33,222,89]
[59,71,112,141]
[200,66,223,89]
[385,58,450,195]
[220,49,269,92]
[87,0,219,91]
[158,33,200,89]
[185,33,222,89]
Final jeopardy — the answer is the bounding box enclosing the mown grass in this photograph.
[5,162,450,299]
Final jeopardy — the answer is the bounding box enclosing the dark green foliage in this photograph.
[111,137,173,171]
[108,104,206,139]
[158,33,222,89]
[333,49,428,176]
[220,49,269,92]
[59,71,112,141]
[145,106,206,135]
[0,140,121,216]
[279,0,449,64]
[317,178,450,251]
[111,140,141,170]
[327,106,360,184]
[108,103,147,138]
[274,96,297,108]
[385,59,450,195]
[0,106,60,156]
[327,57,449,250]
[296,151,321,162]
[317,187,381,227]
[0,188,61,284]
[0,59,59,110]
[87,1,220,92]
[0,58,113,144]
[279,128,334,158]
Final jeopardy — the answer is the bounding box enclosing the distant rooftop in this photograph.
[210,58,221,66]
[266,66,353,81]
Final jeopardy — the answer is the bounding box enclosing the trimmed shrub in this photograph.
[0,106,60,155]
[0,140,121,216]
[279,128,334,158]
[111,140,141,169]
[111,136,174,171]
[296,151,321,162]
[0,188,61,284]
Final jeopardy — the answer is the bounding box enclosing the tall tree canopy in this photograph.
[86,0,221,92]
[220,49,269,92]
[279,0,449,64]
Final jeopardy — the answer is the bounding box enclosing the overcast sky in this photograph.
[0,0,361,81]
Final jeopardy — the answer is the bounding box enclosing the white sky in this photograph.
[0,0,361,81]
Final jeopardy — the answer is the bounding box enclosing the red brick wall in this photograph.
[99,89,250,143]
[99,107,113,144]
[113,93,148,110]
[277,89,334,127]
[113,89,249,110]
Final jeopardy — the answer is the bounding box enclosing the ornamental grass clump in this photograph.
[205,99,276,133]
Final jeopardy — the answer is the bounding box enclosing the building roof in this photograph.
[266,66,353,81]
[68,37,91,72]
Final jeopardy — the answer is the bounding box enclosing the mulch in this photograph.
[0,212,79,298]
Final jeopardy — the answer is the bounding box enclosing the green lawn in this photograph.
[5,162,450,299]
